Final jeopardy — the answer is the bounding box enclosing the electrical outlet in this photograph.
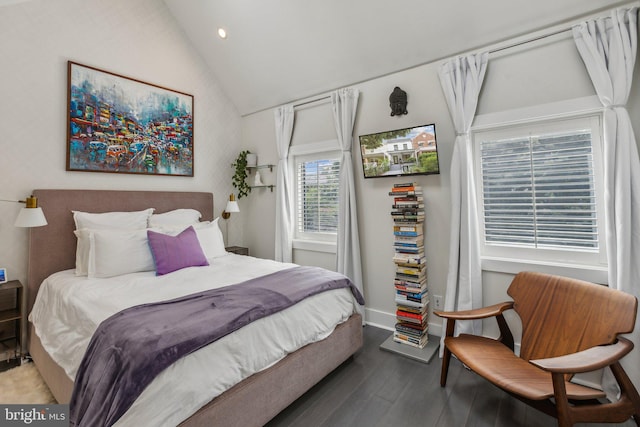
[434,295,443,310]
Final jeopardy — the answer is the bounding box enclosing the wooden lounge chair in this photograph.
[434,271,640,427]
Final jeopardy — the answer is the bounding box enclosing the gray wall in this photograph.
[0,0,242,289]
[240,28,640,336]
[2,0,638,339]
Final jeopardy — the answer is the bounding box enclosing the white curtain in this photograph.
[438,52,489,355]
[573,6,640,395]
[274,105,295,263]
[331,88,365,318]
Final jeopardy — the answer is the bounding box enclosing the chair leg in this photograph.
[440,319,455,387]
[440,346,451,387]
[552,372,574,427]
[609,362,640,426]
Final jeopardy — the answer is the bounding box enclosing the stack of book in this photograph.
[390,182,428,348]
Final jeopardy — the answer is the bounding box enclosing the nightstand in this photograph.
[225,246,249,256]
[0,280,23,362]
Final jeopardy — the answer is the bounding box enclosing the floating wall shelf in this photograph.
[247,164,274,172]
[247,164,275,192]
[250,185,275,192]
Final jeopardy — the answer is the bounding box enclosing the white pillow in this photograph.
[73,208,154,276]
[194,218,227,259]
[73,208,154,230]
[87,229,155,278]
[148,209,202,228]
[150,220,210,236]
[73,229,91,276]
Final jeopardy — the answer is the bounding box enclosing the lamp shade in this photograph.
[225,200,240,213]
[14,207,47,227]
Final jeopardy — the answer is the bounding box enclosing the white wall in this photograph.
[4,0,639,340]
[0,0,242,290]
[241,22,640,337]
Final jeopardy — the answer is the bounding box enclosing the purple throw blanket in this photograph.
[69,266,364,427]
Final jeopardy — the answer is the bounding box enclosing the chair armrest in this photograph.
[530,337,634,374]
[434,301,514,320]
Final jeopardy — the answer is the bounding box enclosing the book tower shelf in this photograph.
[390,182,428,348]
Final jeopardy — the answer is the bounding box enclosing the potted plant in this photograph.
[232,150,252,199]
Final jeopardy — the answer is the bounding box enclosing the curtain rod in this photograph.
[488,27,572,55]
[293,95,331,109]
[249,1,637,117]
[289,26,572,110]
[487,1,638,55]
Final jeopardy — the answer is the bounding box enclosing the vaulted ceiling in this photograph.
[164,0,630,116]
[9,0,629,117]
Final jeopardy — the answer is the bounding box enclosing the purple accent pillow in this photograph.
[147,226,209,275]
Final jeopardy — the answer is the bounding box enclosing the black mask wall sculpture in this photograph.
[389,86,408,116]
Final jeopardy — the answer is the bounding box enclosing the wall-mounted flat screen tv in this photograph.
[358,123,439,178]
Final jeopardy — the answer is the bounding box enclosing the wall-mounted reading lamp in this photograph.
[221,193,240,219]
[1,195,48,227]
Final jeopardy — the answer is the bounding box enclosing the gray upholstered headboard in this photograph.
[26,189,214,313]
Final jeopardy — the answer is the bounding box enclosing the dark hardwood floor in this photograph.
[267,325,636,427]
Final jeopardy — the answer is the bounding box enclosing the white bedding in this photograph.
[29,253,360,426]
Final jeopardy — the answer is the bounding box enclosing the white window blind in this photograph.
[296,157,340,236]
[474,114,606,268]
[481,129,598,250]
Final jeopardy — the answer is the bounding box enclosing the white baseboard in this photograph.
[364,307,395,331]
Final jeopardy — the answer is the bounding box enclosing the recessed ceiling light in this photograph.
[217,28,227,39]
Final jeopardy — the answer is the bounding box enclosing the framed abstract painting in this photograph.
[66,61,194,176]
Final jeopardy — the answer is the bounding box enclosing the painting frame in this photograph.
[66,61,194,177]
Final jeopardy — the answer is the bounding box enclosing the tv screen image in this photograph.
[358,124,439,178]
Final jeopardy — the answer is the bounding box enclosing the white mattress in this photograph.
[29,253,360,426]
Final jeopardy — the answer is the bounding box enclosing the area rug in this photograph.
[0,362,56,404]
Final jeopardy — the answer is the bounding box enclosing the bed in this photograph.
[25,189,364,427]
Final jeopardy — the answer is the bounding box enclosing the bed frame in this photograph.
[26,189,363,427]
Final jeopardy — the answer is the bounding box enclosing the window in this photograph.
[294,151,341,242]
[473,115,607,270]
